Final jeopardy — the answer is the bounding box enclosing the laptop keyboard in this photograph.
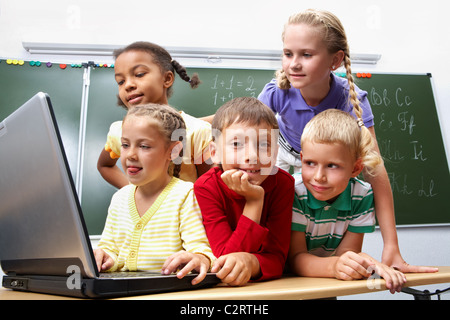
[99,271,164,279]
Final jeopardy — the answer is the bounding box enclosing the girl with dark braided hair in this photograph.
[98,41,212,189]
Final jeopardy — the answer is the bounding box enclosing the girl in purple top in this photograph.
[258,9,438,275]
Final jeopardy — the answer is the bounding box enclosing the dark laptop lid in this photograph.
[0,92,98,279]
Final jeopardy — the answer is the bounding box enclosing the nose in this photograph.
[123,78,136,91]
[245,141,258,164]
[124,145,138,161]
[290,54,301,70]
[314,166,326,182]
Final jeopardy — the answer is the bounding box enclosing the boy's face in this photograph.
[210,121,278,186]
[301,141,363,203]
[114,50,173,108]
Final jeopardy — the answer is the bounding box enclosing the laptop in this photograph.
[0,92,219,298]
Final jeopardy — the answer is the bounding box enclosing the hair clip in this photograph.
[357,118,364,127]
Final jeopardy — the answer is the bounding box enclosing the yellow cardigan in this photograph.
[98,177,215,272]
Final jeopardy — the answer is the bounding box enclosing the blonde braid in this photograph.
[342,55,382,174]
[276,69,291,90]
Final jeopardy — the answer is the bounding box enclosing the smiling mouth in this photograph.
[289,73,306,78]
[240,169,261,174]
[127,94,143,104]
[310,184,329,192]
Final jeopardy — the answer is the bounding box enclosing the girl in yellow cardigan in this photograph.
[94,104,215,285]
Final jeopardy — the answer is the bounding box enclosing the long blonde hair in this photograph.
[278,9,376,161]
[301,109,382,175]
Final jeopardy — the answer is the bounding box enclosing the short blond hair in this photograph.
[301,109,382,174]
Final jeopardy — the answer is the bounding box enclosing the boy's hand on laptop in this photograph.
[94,249,114,272]
[161,251,210,285]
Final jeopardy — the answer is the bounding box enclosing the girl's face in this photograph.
[120,116,174,187]
[114,50,174,109]
[300,141,363,203]
[282,24,342,96]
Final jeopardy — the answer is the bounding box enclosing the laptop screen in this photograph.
[0,93,98,278]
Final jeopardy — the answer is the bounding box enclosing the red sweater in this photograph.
[194,167,294,281]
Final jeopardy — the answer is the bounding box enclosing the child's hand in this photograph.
[161,251,210,285]
[221,169,264,201]
[335,251,407,294]
[211,252,259,286]
[333,251,373,281]
[368,261,407,294]
[382,247,439,274]
[94,248,114,272]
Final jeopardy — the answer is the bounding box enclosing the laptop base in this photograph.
[3,273,220,299]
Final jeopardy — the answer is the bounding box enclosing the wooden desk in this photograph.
[1,266,449,300]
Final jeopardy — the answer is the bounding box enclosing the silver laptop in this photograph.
[0,92,219,298]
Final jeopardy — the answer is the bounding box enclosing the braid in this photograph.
[114,41,201,100]
[171,59,201,89]
[343,54,362,119]
[276,69,291,90]
[342,54,382,175]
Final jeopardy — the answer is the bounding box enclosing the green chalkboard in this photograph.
[354,73,450,225]
[169,68,276,117]
[0,61,448,234]
[0,62,83,181]
[81,67,127,234]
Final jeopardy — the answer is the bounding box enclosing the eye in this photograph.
[259,140,270,148]
[304,160,315,167]
[327,163,339,169]
[136,72,146,78]
[121,142,129,149]
[303,53,312,58]
[116,79,124,86]
[232,141,243,148]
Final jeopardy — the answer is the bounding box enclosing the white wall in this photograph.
[1,0,449,299]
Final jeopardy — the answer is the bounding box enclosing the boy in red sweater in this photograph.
[194,97,294,285]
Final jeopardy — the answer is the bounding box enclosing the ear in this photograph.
[170,141,183,164]
[331,50,345,70]
[351,158,364,178]
[163,71,175,88]
[209,141,221,164]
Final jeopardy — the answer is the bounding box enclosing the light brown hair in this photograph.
[123,103,186,178]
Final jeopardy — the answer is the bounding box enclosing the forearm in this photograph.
[242,197,264,224]
[364,167,398,248]
[290,252,339,278]
[97,149,128,189]
[98,165,129,189]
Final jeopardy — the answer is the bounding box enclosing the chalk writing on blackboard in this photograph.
[368,85,438,199]
[210,74,258,106]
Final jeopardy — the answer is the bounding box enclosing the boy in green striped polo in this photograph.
[288,109,407,294]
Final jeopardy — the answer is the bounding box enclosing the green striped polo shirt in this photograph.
[292,173,375,257]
